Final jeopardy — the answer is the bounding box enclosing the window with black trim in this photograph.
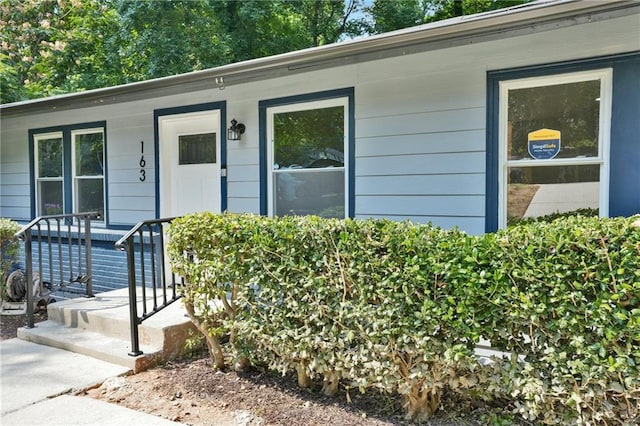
[32,124,105,219]
[264,95,351,218]
[498,69,611,227]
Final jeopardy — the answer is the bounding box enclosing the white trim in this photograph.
[266,97,349,218]
[498,68,613,228]
[70,127,104,137]
[33,132,64,216]
[71,127,105,179]
[71,128,105,219]
[597,69,613,219]
[272,167,345,175]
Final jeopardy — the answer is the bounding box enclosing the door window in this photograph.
[178,133,216,165]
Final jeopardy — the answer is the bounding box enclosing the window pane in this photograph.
[38,137,63,177]
[179,133,216,165]
[507,165,599,221]
[508,80,600,160]
[75,132,104,176]
[274,106,344,169]
[76,178,104,217]
[38,180,63,215]
[275,169,344,218]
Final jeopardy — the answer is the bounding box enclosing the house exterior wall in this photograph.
[1,13,638,237]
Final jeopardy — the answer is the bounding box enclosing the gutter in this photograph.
[1,0,636,116]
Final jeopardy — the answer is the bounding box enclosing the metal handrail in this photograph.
[115,217,180,357]
[15,212,100,328]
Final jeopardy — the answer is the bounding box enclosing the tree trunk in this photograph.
[322,371,339,396]
[296,362,312,388]
[234,355,251,373]
[404,384,441,421]
[184,300,225,369]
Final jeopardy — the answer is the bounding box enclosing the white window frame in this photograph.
[71,128,105,218]
[266,97,350,218]
[498,68,612,228]
[34,131,64,216]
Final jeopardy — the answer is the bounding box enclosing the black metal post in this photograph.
[84,214,93,297]
[25,231,34,328]
[148,223,158,310]
[126,238,142,356]
[56,219,63,290]
[138,229,147,316]
[115,216,181,358]
[158,227,168,305]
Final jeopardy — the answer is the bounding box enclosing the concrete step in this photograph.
[17,321,161,373]
[17,287,197,373]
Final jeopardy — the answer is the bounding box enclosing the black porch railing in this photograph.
[15,212,99,328]
[115,217,182,357]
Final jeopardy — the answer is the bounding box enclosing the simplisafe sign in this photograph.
[528,128,561,160]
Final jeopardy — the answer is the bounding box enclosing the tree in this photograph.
[365,0,533,34]
[1,0,366,102]
[206,0,308,64]
[287,0,363,46]
[366,0,428,34]
[207,0,364,62]
[426,0,533,22]
[2,0,533,103]
[115,0,229,81]
[1,0,122,103]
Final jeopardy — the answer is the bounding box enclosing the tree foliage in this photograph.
[0,218,20,288]
[2,0,531,104]
[365,0,533,34]
[1,0,122,102]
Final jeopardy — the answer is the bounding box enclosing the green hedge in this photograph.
[486,215,640,423]
[167,213,640,424]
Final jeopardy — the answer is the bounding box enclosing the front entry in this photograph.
[158,110,221,217]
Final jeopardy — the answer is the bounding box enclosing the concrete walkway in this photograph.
[0,338,183,425]
[524,182,599,218]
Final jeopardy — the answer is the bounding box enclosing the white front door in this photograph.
[159,110,221,217]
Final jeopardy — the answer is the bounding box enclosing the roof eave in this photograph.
[1,0,636,115]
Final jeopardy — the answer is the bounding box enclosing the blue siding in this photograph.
[16,237,167,298]
[17,240,129,294]
[89,240,129,291]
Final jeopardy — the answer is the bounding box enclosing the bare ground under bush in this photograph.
[2,314,519,425]
[82,352,498,426]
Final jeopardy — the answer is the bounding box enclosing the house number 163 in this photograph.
[139,141,146,181]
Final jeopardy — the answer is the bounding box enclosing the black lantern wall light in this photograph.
[228,119,245,141]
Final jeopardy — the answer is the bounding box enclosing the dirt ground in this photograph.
[507,184,540,219]
[81,349,491,426]
[1,312,509,426]
[0,310,47,340]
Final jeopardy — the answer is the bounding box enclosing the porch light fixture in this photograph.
[228,119,245,141]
